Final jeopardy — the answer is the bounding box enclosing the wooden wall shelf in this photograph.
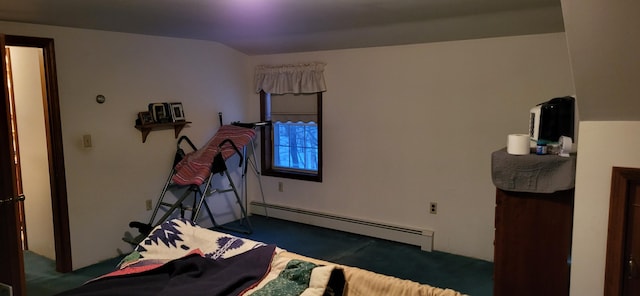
[135,121,191,143]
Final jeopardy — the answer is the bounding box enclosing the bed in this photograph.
[57,219,466,296]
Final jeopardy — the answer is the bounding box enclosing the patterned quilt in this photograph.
[56,219,344,296]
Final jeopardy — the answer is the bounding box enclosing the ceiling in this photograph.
[0,0,564,55]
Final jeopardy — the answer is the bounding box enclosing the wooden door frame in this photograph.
[604,166,640,295]
[0,32,26,296]
[5,35,72,273]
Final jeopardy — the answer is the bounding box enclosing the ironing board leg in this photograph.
[201,198,219,228]
[223,169,253,234]
[193,177,210,222]
[242,140,268,217]
[146,168,176,227]
[152,186,196,228]
[192,177,220,228]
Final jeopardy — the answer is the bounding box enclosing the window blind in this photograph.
[269,93,317,123]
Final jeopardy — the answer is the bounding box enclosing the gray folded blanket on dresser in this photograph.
[491,148,576,193]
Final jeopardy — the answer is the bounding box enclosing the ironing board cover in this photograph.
[172,125,256,186]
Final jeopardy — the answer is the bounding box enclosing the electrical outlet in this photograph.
[278,182,284,192]
[429,202,438,214]
[82,134,92,148]
[145,199,152,211]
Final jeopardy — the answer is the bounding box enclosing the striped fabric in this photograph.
[171,125,256,186]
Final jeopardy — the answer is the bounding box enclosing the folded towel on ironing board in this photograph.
[172,125,256,186]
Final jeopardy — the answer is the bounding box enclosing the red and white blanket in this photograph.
[172,125,256,186]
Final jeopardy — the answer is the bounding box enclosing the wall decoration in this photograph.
[169,102,185,122]
[138,111,154,125]
[96,94,106,104]
[149,103,171,123]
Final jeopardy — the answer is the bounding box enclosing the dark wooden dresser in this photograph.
[491,148,576,296]
[493,188,574,296]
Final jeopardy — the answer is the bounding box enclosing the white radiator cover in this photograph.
[250,202,433,251]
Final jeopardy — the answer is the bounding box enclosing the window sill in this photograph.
[262,169,322,182]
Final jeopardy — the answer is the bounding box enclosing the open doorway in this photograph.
[6,45,57,261]
[1,36,72,288]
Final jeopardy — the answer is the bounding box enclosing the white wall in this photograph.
[247,32,575,261]
[570,122,640,295]
[0,21,579,268]
[560,1,640,121]
[559,1,640,295]
[10,46,56,260]
[1,21,251,269]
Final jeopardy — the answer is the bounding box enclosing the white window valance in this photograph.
[254,62,326,95]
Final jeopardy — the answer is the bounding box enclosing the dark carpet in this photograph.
[25,215,493,295]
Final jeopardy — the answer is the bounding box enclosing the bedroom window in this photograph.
[254,62,325,182]
[274,121,318,171]
[260,91,322,182]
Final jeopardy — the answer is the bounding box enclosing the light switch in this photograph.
[82,134,92,148]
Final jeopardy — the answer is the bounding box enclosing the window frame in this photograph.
[260,90,323,182]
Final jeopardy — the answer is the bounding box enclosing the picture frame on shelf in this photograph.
[169,102,185,122]
[138,111,155,125]
[149,103,171,123]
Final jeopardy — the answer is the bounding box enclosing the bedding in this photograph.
[171,125,256,186]
[57,219,465,296]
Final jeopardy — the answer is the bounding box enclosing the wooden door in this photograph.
[0,34,27,296]
[623,178,640,295]
[605,167,640,295]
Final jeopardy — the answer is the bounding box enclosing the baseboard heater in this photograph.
[250,201,433,252]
